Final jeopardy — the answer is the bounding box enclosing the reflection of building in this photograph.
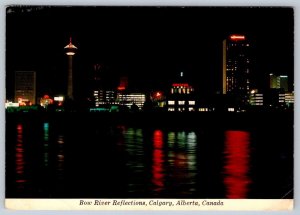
[269,74,288,92]
[15,71,36,105]
[223,34,251,108]
[64,37,77,99]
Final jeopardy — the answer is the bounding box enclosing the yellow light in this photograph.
[66,52,75,55]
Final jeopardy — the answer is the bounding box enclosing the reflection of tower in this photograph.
[64,37,77,99]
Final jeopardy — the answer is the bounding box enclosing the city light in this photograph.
[172,83,189,87]
[230,35,246,40]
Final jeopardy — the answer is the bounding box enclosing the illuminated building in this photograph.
[170,83,194,95]
[15,71,36,105]
[249,89,263,106]
[285,92,294,107]
[223,34,251,108]
[117,93,146,109]
[269,74,288,92]
[64,37,77,99]
[94,90,117,106]
[167,82,196,112]
[40,95,54,108]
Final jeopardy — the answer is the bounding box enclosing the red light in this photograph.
[117,86,125,91]
[172,83,190,87]
[152,130,164,191]
[223,130,251,198]
[230,35,245,40]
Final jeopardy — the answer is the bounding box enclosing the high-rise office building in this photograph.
[223,34,251,107]
[64,37,77,99]
[269,74,288,92]
[15,71,36,105]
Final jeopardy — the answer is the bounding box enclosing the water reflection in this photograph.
[124,128,146,193]
[15,124,26,186]
[56,135,65,178]
[152,130,165,192]
[223,130,251,198]
[43,123,49,167]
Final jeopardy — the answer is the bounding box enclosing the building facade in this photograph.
[223,34,251,109]
[167,83,196,112]
[15,71,36,105]
[269,74,288,92]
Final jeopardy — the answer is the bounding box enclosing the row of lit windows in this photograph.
[171,88,193,94]
[168,107,195,112]
[168,100,195,105]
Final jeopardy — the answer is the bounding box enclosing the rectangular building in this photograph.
[15,71,36,105]
[223,34,251,108]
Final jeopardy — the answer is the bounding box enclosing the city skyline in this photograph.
[6,6,294,100]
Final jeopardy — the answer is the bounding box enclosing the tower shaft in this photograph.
[67,55,73,99]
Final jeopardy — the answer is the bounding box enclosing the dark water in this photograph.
[6,113,293,199]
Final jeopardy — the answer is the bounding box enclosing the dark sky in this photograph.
[6,6,294,99]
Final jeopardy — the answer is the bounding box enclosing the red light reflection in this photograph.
[223,130,251,198]
[152,130,164,191]
[16,124,26,184]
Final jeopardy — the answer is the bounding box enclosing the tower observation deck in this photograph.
[64,37,77,99]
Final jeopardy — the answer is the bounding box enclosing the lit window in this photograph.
[228,108,235,112]
[178,101,185,105]
[189,107,194,111]
[168,101,175,105]
[188,101,195,105]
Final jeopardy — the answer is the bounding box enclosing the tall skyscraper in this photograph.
[64,37,77,99]
[15,71,36,105]
[223,34,251,107]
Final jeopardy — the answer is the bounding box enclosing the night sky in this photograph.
[6,6,294,100]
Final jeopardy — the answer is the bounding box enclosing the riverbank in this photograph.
[6,111,294,130]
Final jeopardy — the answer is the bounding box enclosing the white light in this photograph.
[54,96,64,101]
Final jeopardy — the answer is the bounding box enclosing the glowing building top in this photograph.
[64,37,77,55]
